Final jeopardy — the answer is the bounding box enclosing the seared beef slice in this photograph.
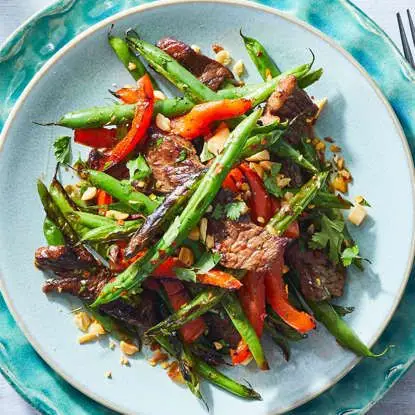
[157,37,234,91]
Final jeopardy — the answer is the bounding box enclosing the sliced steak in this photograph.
[145,130,204,193]
[35,246,95,271]
[262,75,318,123]
[204,312,241,349]
[42,267,113,301]
[209,220,290,272]
[286,243,346,302]
[100,291,160,331]
[157,37,234,91]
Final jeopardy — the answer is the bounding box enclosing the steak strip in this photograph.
[209,219,290,272]
[157,37,235,91]
[145,130,204,193]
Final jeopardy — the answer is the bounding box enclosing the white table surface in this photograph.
[0,0,414,414]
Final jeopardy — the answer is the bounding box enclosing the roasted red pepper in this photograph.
[238,271,266,337]
[74,128,117,148]
[96,189,112,214]
[100,74,154,169]
[265,260,315,334]
[152,257,242,289]
[160,280,207,343]
[113,87,141,104]
[222,167,245,193]
[240,163,272,225]
[171,99,252,139]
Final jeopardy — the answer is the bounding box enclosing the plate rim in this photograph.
[1,0,414,413]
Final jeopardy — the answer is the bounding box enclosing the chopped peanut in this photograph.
[257,216,265,224]
[105,210,129,220]
[191,44,201,54]
[246,150,270,162]
[233,60,245,77]
[105,371,112,379]
[348,205,367,226]
[120,340,139,356]
[81,187,97,201]
[205,234,215,249]
[332,175,348,193]
[167,361,185,383]
[73,311,92,332]
[128,62,137,71]
[155,113,171,132]
[154,90,167,101]
[207,123,230,156]
[315,140,326,151]
[314,97,328,119]
[215,50,231,66]
[178,247,195,267]
[148,349,169,366]
[213,341,223,350]
[200,218,208,242]
[276,174,291,188]
[78,332,100,344]
[330,144,341,153]
[259,160,273,171]
[249,162,264,178]
[120,356,130,366]
[89,321,106,335]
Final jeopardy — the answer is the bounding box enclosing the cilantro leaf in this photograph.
[200,141,215,163]
[194,251,221,273]
[53,136,72,164]
[224,201,248,220]
[263,162,283,198]
[211,201,247,221]
[175,267,197,283]
[174,251,221,282]
[126,154,151,182]
[176,149,188,163]
[309,214,345,264]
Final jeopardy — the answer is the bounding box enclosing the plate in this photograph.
[1,1,415,414]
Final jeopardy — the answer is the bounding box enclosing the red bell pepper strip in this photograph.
[152,258,242,289]
[230,340,253,366]
[113,87,141,104]
[239,163,272,225]
[238,271,266,337]
[160,280,207,343]
[96,189,112,215]
[222,167,245,193]
[265,260,315,334]
[171,99,252,139]
[99,74,154,169]
[74,128,117,148]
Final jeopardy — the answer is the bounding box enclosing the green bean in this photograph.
[307,300,389,358]
[240,32,280,80]
[271,139,319,173]
[298,68,323,89]
[155,334,261,400]
[146,288,225,337]
[50,64,312,130]
[92,110,261,306]
[267,171,328,236]
[194,356,262,400]
[84,169,159,215]
[80,220,143,242]
[240,129,284,159]
[222,293,269,370]
[69,211,116,228]
[126,31,218,103]
[108,35,158,87]
[125,172,203,258]
[37,180,78,245]
[43,217,65,245]
[251,119,286,135]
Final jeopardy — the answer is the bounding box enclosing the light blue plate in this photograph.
[1,1,415,414]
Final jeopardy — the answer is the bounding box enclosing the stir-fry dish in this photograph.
[35,30,382,401]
